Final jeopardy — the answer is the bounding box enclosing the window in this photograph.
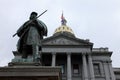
[93,63,101,75]
[73,64,79,74]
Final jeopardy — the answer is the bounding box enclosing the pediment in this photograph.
[42,35,92,46]
[43,37,80,45]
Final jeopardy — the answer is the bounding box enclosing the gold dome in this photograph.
[54,25,74,35]
[53,13,75,37]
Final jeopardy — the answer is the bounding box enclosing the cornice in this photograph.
[92,51,112,57]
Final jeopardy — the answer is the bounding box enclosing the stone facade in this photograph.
[40,32,120,80]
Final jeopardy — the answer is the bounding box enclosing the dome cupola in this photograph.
[53,13,75,37]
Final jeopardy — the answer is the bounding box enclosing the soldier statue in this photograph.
[13,11,47,62]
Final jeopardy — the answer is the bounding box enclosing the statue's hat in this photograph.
[31,12,38,16]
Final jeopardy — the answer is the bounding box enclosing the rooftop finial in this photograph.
[61,12,67,25]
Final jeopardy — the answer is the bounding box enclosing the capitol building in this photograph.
[0,14,120,80]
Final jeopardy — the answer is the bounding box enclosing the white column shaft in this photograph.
[88,54,95,80]
[103,61,110,80]
[82,54,88,80]
[108,61,116,80]
[52,53,56,67]
[67,53,72,80]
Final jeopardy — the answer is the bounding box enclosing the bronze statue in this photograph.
[14,11,47,62]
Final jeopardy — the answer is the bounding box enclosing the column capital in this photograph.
[66,52,71,55]
[88,51,92,54]
[82,52,87,55]
[52,52,56,55]
[88,53,92,56]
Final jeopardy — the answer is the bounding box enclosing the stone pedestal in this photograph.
[0,66,61,80]
[0,51,62,80]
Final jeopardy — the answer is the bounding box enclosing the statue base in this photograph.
[0,66,61,80]
[9,51,41,66]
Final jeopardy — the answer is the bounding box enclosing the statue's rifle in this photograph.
[13,10,47,37]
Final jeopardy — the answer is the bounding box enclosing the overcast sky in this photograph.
[0,0,120,67]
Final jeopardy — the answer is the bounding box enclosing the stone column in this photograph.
[82,53,88,80]
[88,54,95,80]
[51,52,56,67]
[67,53,72,80]
[108,61,116,80]
[103,61,110,80]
